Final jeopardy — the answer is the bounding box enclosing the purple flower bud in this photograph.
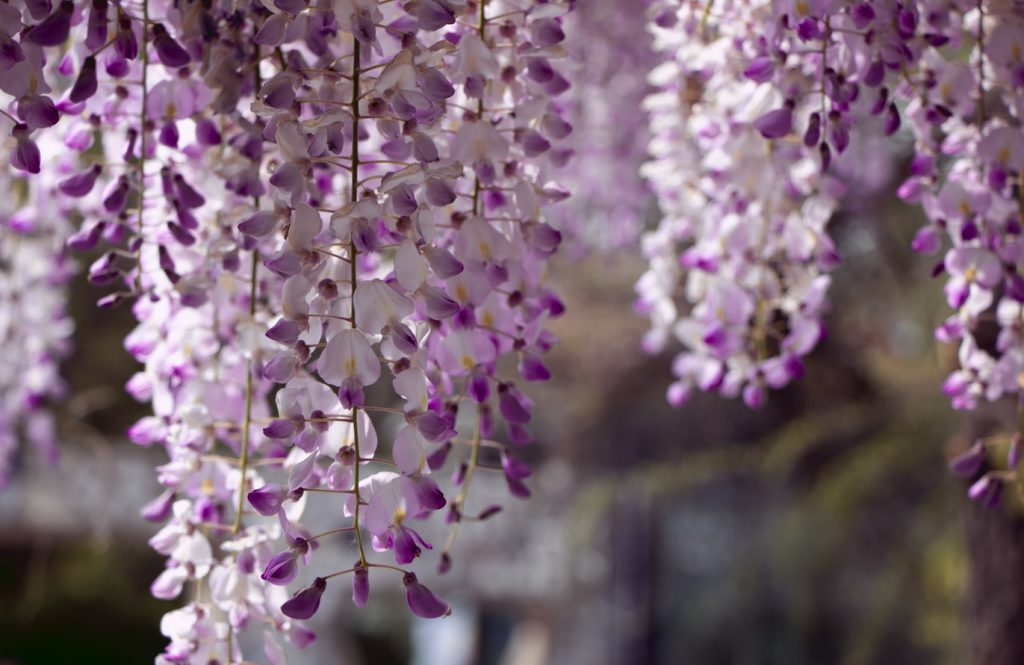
[261,75,296,109]
[394,526,427,564]
[173,175,205,208]
[25,0,52,21]
[1010,433,1022,469]
[742,383,765,409]
[97,292,131,308]
[26,1,73,46]
[249,483,286,516]
[352,564,369,607]
[803,113,821,147]
[884,103,901,136]
[239,211,279,238]
[405,475,447,513]
[281,577,327,620]
[452,461,468,487]
[417,410,457,443]
[387,322,419,355]
[425,177,456,207]
[743,57,774,83]
[152,24,191,68]
[526,57,555,84]
[68,220,106,252]
[70,57,99,103]
[195,118,222,146]
[157,121,180,149]
[267,319,301,346]
[468,372,489,403]
[403,572,450,618]
[416,0,456,30]
[501,451,531,481]
[102,176,130,213]
[507,422,531,446]
[896,8,917,38]
[542,114,573,142]
[11,125,41,174]
[423,286,460,319]
[263,352,299,383]
[115,16,139,61]
[909,153,933,177]
[351,218,379,252]
[58,165,102,198]
[18,95,59,129]
[426,441,452,471]
[871,87,889,115]
[261,551,298,585]
[274,0,305,13]
[753,106,792,139]
[270,162,303,192]
[796,17,821,41]
[527,223,561,256]
[949,440,985,478]
[505,475,531,499]
[968,474,1004,509]
[167,222,195,247]
[419,68,455,101]
[863,60,885,88]
[498,384,531,424]
[263,418,298,440]
[851,2,875,28]
[237,549,256,575]
[140,490,175,522]
[478,505,502,520]
[0,34,25,69]
[338,377,365,409]
[988,166,1008,192]
[85,0,109,50]
[423,246,463,278]
[829,120,850,153]
[531,18,565,46]
[158,245,176,274]
[256,13,290,45]
[264,252,302,278]
[519,354,550,382]
[522,131,551,157]
[412,132,439,163]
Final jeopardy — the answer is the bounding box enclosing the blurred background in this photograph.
[3,172,1023,665]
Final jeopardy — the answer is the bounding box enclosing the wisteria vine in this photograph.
[3,0,1024,660]
[0,0,572,661]
[638,1,1024,504]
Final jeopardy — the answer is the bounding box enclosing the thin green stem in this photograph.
[976,0,985,127]
[232,45,263,536]
[350,38,368,566]
[699,0,714,37]
[472,0,486,217]
[134,0,149,293]
[443,411,482,554]
[308,526,355,541]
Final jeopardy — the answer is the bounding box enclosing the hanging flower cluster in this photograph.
[638,0,844,410]
[640,1,1024,503]
[0,134,74,489]
[554,0,657,254]
[0,0,572,661]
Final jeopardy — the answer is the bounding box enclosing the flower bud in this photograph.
[281,577,327,620]
[403,572,450,618]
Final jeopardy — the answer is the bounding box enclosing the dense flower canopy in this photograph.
[0,0,1023,662]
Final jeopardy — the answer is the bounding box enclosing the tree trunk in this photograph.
[965,502,1024,665]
